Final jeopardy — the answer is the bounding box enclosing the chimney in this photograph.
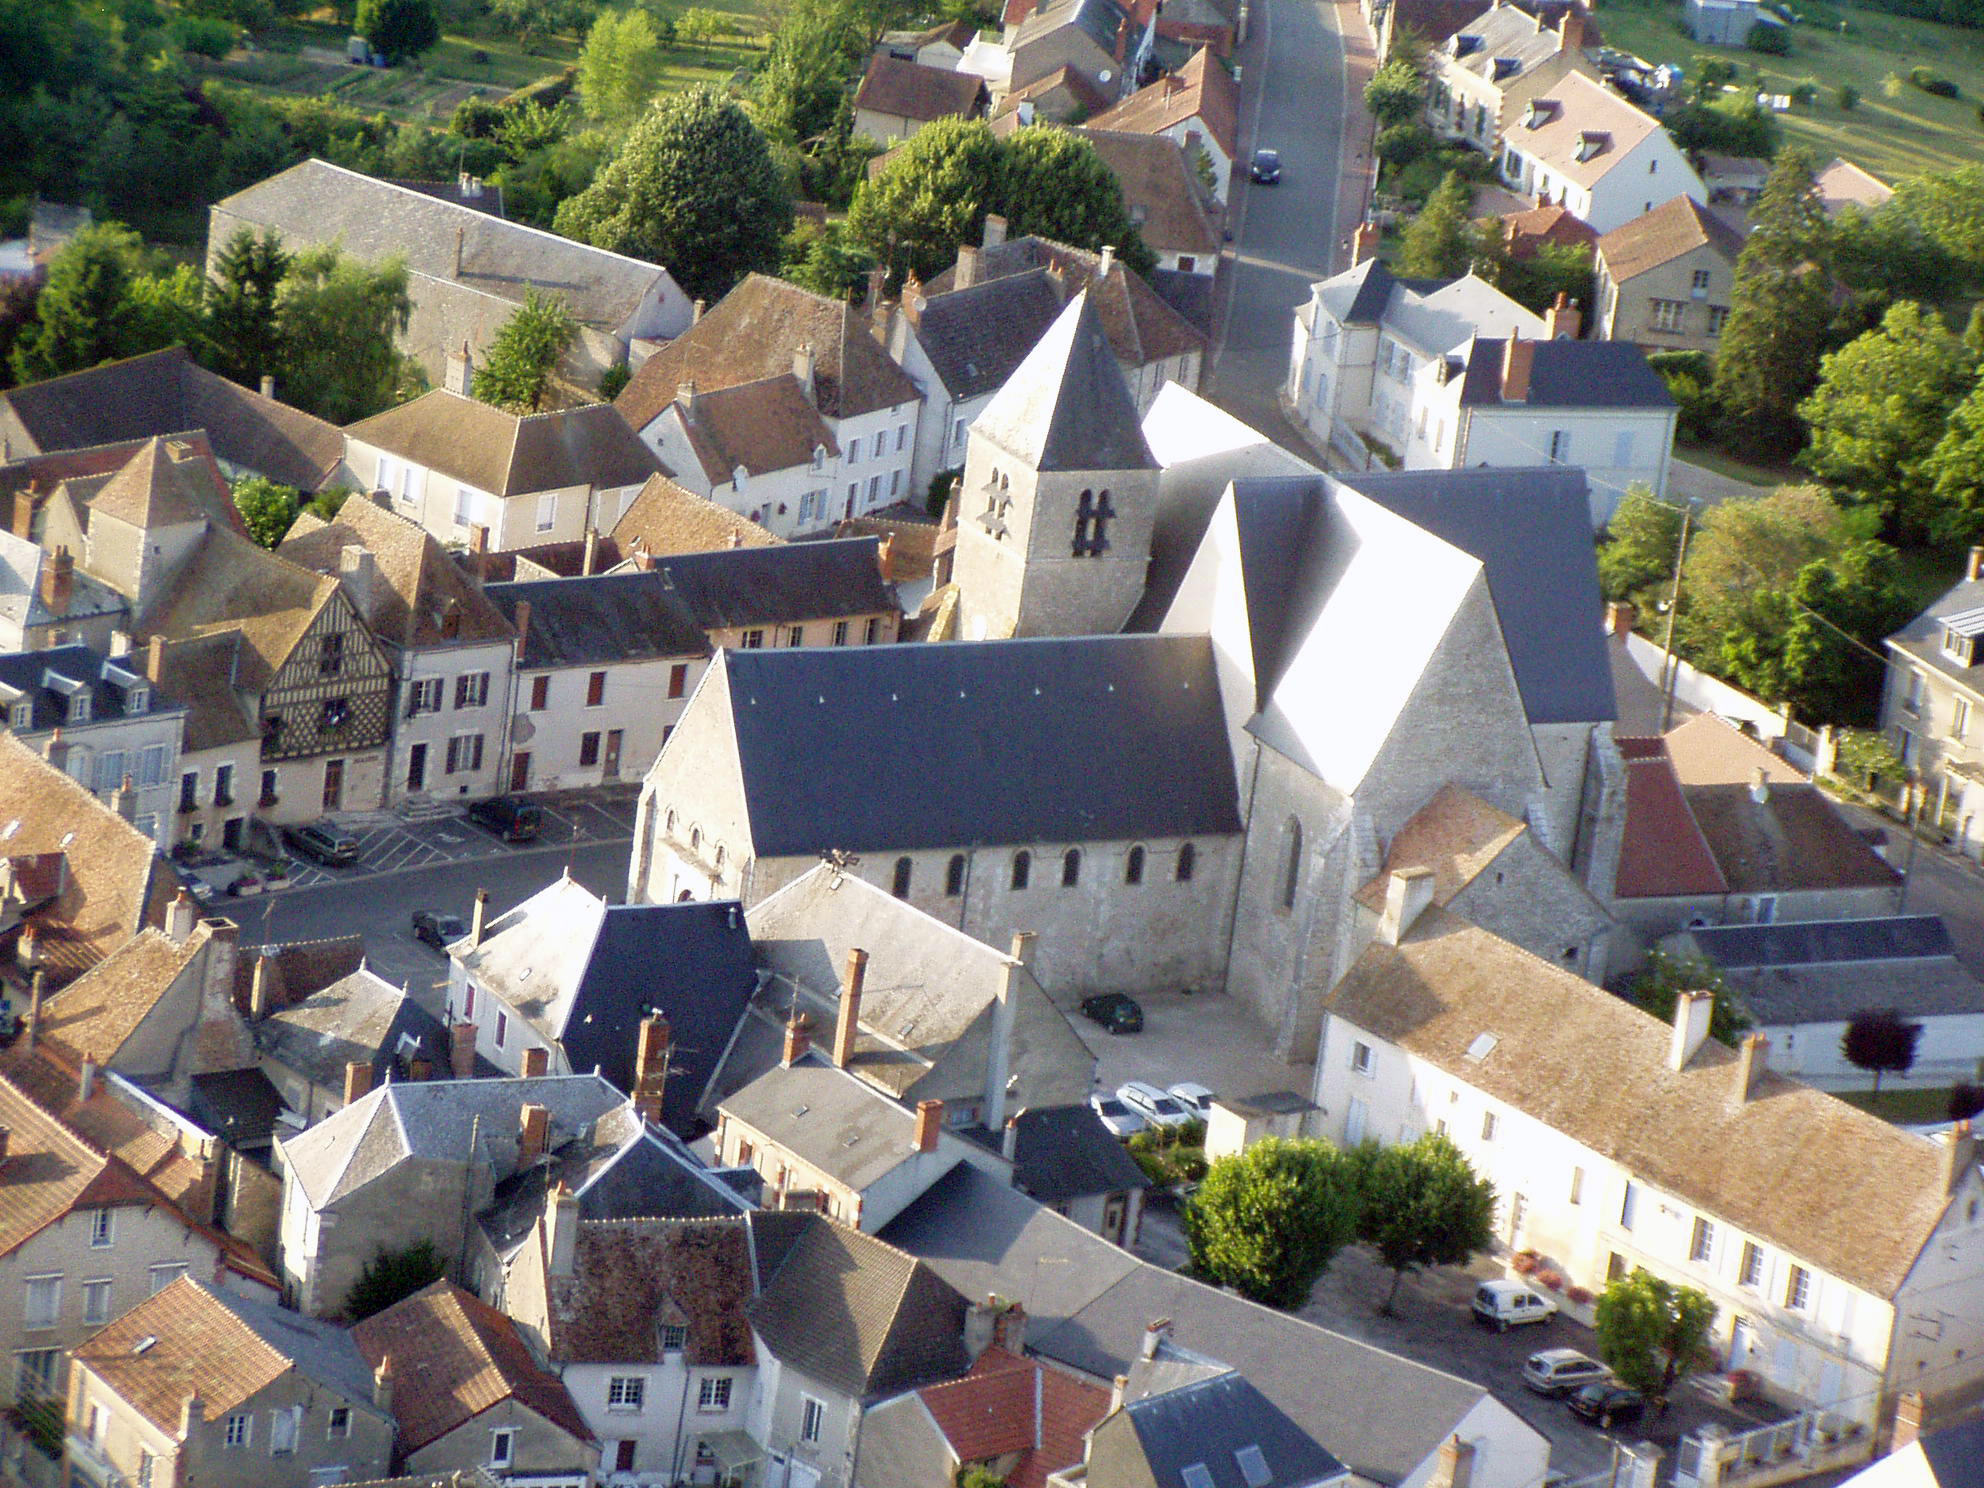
[1969,545,1984,582]
[1668,989,1715,1071]
[338,545,378,621]
[471,888,491,945]
[1945,1119,1977,1194]
[549,1182,580,1277]
[373,1356,394,1414]
[521,1045,549,1077]
[1099,244,1116,278]
[964,1297,998,1360]
[581,526,600,576]
[1352,221,1381,265]
[16,924,37,973]
[1558,2,1589,53]
[146,633,167,684]
[1001,1111,1022,1162]
[636,1014,671,1088]
[985,951,1018,1132]
[451,1021,477,1079]
[512,599,530,657]
[166,888,197,944]
[1734,1033,1768,1103]
[1110,1375,1128,1413]
[112,774,136,822]
[678,379,699,417]
[834,947,869,1068]
[1892,1391,1928,1450]
[991,1299,1026,1356]
[782,1012,813,1066]
[519,1102,550,1164]
[1429,1436,1477,1488]
[1378,866,1437,945]
[41,728,65,773]
[692,298,706,325]
[444,340,472,396]
[1749,766,1771,805]
[1140,1318,1171,1360]
[1546,292,1581,340]
[78,1058,98,1104]
[259,374,276,399]
[956,244,980,290]
[1605,601,1637,637]
[180,1391,203,1442]
[23,968,43,1051]
[792,343,816,405]
[1010,930,1036,967]
[877,534,895,578]
[982,213,1008,249]
[913,1098,943,1152]
[408,1055,432,1081]
[40,546,73,617]
[343,1061,372,1106]
[1501,333,1534,402]
[249,949,280,1019]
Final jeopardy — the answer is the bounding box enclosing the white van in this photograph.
[1471,1279,1558,1331]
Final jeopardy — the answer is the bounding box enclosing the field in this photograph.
[1596,0,1984,184]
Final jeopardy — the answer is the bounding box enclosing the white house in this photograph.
[1498,71,1704,235]
[1315,887,1984,1428]
[1426,2,1598,155]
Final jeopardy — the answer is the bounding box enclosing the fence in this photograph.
[1671,1407,1876,1488]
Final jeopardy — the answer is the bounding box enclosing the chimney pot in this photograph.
[342,1061,372,1106]
[913,1098,943,1152]
[1099,244,1116,278]
[834,947,869,1068]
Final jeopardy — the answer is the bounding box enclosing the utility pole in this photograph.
[1659,499,1697,733]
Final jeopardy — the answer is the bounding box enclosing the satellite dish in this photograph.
[1098,69,1113,83]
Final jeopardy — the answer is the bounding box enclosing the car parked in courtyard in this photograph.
[1080,992,1144,1033]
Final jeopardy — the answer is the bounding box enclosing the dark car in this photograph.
[1567,1382,1646,1430]
[468,795,543,842]
[1080,992,1144,1033]
[411,910,468,950]
[284,821,360,867]
[1250,148,1282,184]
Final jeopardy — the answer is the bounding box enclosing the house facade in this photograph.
[1882,550,1984,860]
[1425,2,1597,155]
[1593,195,1745,351]
[1497,72,1705,236]
[1086,48,1237,203]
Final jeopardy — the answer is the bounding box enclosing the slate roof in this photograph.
[213,159,678,332]
[1886,571,1984,697]
[0,644,183,734]
[721,1055,940,1192]
[353,1280,592,1451]
[543,1216,759,1366]
[611,474,780,558]
[1076,129,1222,257]
[485,572,710,669]
[1003,1102,1151,1202]
[1325,906,1960,1298]
[1331,466,1617,725]
[0,529,128,638]
[258,967,453,1092]
[345,390,663,499]
[1440,1,1562,87]
[855,55,988,123]
[1718,955,1984,1028]
[715,635,1243,856]
[1596,194,1744,282]
[188,1067,287,1149]
[1311,260,1546,356]
[619,276,921,430]
[1456,337,1674,409]
[973,291,1158,471]
[73,1276,388,1433]
[1114,1359,1347,1488]
[0,345,344,490]
[1088,48,1238,157]
[911,270,1071,401]
[1916,1416,1984,1488]
[924,237,1205,366]
[749,1212,969,1397]
[651,537,897,628]
[1685,916,1952,970]
[231,935,368,1017]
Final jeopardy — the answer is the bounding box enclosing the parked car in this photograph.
[411,910,468,951]
[1250,148,1282,184]
[1168,1081,1216,1118]
[1080,992,1144,1033]
[284,821,360,867]
[1567,1381,1646,1430]
[467,795,542,842]
[1523,1349,1610,1396]
[1471,1279,1558,1331]
[1118,1080,1194,1128]
[1089,1092,1147,1138]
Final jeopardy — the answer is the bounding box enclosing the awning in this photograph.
[705,1431,763,1473]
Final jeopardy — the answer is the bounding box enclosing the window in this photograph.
[537,494,558,533]
[946,853,966,897]
[137,744,167,787]
[1649,299,1687,333]
[492,1428,516,1467]
[1785,1265,1811,1310]
[1072,488,1116,558]
[832,621,849,646]
[786,625,805,647]
[608,1376,647,1413]
[1177,841,1196,881]
[1692,268,1711,291]
[1125,845,1145,884]
[698,1376,733,1412]
[147,1263,186,1294]
[82,1279,111,1325]
[179,770,199,812]
[580,732,601,767]
[1011,850,1031,890]
[801,1396,826,1445]
[1613,430,1635,467]
[90,1208,113,1247]
[495,1011,508,1049]
[524,676,548,712]
[669,663,689,699]
[618,1441,639,1473]
[847,436,861,464]
[1956,696,1972,741]
[1481,1111,1499,1141]
[260,768,279,806]
[445,734,485,774]
[891,469,903,497]
[1707,305,1731,335]
[660,1324,688,1353]
[743,629,765,649]
[1739,1241,1763,1288]
[455,671,490,709]
[328,1407,351,1438]
[137,1450,154,1488]
[1547,430,1572,463]
[271,1405,301,1456]
[226,1413,251,1448]
[868,475,882,505]
[1690,1217,1715,1263]
[407,678,442,716]
[1620,1181,1638,1230]
[1061,848,1081,886]
[376,454,399,496]
[1280,818,1303,910]
[1569,1167,1584,1205]
[94,751,127,792]
[320,697,350,730]
[586,671,607,707]
[319,631,344,677]
[1350,1041,1374,1076]
[896,423,908,452]
[865,617,881,644]
[15,1349,57,1400]
[1905,670,1927,713]
[1236,1446,1271,1488]
[892,855,913,898]
[214,763,234,807]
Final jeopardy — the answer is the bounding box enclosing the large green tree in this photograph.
[1593,1271,1718,1414]
[343,1241,446,1322]
[577,7,666,124]
[1396,171,1475,279]
[1626,950,1752,1048]
[1887,164,1984,290]
[1352,1134,1496,1314]
[1364,56,1423,128]
[10,224,162,383]
[1184,1137,1361,1309]
[1597,486,1685,605]
[1841,1007,1924,1094]
[1924,375,1984,546]
[205,227,293,389]
[274,246,419,423]
[556,87,792,305]
[472,288,578,412]
[355,0,439,62]
[999,125,1154,274]
[233,476,300,548]
[847,116,1008,284]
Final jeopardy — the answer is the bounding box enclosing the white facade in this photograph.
[21,710,182,848]
[392,635,517,803]
[745,1351,857,1488]
[1499,99,1704,237]
[508,653,707,795]
[345,437,649,554]
[562,1355,753,1486]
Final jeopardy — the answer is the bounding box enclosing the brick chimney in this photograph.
[521,1046,549,1078]
[913,1098,942,1152]
[833,947,869,1068]
[1501,333,1535,402]
[678,379,699,417]
[249,949,281,1020]
[1892,1391,1927,1450]
[512,599,530,657]
[146,633,167,685]
[1734,1033,1767,1103]
[16,923,38,974]
[956,244,980,290]
[634,1013,671,1121]
[343,1061,372,1106]
[23,968,43,1051]
[1605,601,1637,637]
[1429,1436,1476,1488]
[450,1021,477,1079]
[1546,292,1581,340]
[1945,1119,1977,1194]
[40,546,72,617]
[518,1102,550,1164]
[581,526,600,577]
[1558,2,1590,54]
[782,1012,813,1066]
[1352,222,1381,265]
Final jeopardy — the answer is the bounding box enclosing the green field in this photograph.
[1596,0,1984,184]
[1835,1084,1960,1123]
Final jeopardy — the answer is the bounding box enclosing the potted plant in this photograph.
[1511,1250,1541,1276]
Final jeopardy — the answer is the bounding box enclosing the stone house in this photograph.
[65,1276,393,1488]
[1077,128,1223,276]
[256,966,453,1126]
[1006,0,1149,106]
[1086,48,1236,202]
[1425,2,1598,155]
[147,631,263,853]
[208,159,695,387]
[1497,71,1705,235]
[1593,194,1745,351]
[1882,549,1984,859]
[853,55,989,144]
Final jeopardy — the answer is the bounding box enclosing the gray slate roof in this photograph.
[718,635,1244,856]
[648,537,898,628]
[1887,572,1984,697]
[1919,1416,1984,1488]
[201,1278,389,1415]
[969,1102,1150,1204]
[1333,466,1617,725]
[487,572,711,669]
[1117,1362,1348,1488]
[1456,338,1675,409]
[1685,916,1954,970]
[0,644,184,733]
[257,967,452,1092]
[1722,958,1984,1028]
[973,291,1158,473]
[721,1055,940,1192]
[912,270,1070,400]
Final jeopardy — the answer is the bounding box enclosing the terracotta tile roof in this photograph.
[1816,156,1892,214]
[544,1217,757,1366]
[86,437,236,532]
[1613,738,1728,898]
[1087,48,1238,159]
[1075,128,1222,257]
[1662,713,1804,787]
[148,632,259,754]
[1596,194,1744,283]
[6,1045,211,1209]
[671,375,840,484]
[354,1280,592,1452]
[919,1346,1111,1488]
[1353,784,1526,912]
[610,474,781,559]
[855,55,989,124]
[618,276,921,431]
[1684,782,1900,895]
[1493,203,1598,259]
[994,65,1112,123]
[230,935,367,1017]
[1506,71,1661,191]
[1325,907,1963,1298]
[345,391,663,500]
[142,527,338,692]
[0,1074,155,1257]
[29,926,202,1066]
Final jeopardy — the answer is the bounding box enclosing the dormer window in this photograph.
[811,445,826,472]
[733,465,749,492]
[43,671,89,723]
[1451,32,1481,56]
[1524,99,1558,129]
[1944,623,1980,667]
[1491,57,1520,81]
[7,701,28,731]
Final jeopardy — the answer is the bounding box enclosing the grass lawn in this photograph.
[1835,1084,1959,1123]
[1596,0,1984,184]
[1674,437,1794,487]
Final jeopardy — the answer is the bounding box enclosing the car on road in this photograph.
[1567,1381,1646,1430]
[1118,1080,1194,1128]
[1471,1279,1558,1331]
[284,821,360,867]
[467,795,543,842]
[1089,1092,1147,1138]
[1080,992,1144,1033]
[1250,148,1282,184]
[1522,1348,1610,1396]
[1168,1081,1216,1118]
[410,910,468,950]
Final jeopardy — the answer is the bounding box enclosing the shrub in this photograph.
[172,15,238,57]
[1747,21,1792,54]
[598,362,630,400]
[1790,82,1817,106]
[1377,124,1432,167]
[1911,66,1959,98]
[1883,72,1906,97]
[1837,83,1859,109]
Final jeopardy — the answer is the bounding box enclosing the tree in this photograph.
[578,7,665,124]
[343,1240,446,1321]
[274,246,419,424]
[355,0,439,62]
[1184,1137,1361,1308]
[1593,1271,1717,1413]
[1396,171,1476,279]
[1364,56,1423,128]
[556,87,792,305]
[9,224,156,383]
[1797,301,1978,539]
[233,476,300,548]
[1713,148,1833,458]
[1950,1082,1984,1122]
[472,288,578,412]
[1841,1007,1924,1094]
[999,125,1154,274]
[1924,375,1984,546]
[204,227,292,389]
[1833,727,1903,789]
[1627,950,1752,1048]
[1889,164,1984,289]
[847,116,1007,284]
[1353,1134,1496,1314]
[1597,486,1684,612]
[678,6,730,63]
[784,222,876,301]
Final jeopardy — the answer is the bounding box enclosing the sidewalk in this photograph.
[1329,0,1380,276]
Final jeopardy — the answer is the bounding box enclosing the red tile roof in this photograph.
[918,1346,1112,1488]
[1614,739,1728,898]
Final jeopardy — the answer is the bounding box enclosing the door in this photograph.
[509,751,530,792]
[1508,1192,1528,1244]
[1730,1317,1755,1367]
[322,758,344,810]
[603,729,624,778]
[222,817,244,852]
[616,1440,637,1472]
[406,742,427,792]
[1103,1193,1127,1244]
[1344,1096,1368,1145]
